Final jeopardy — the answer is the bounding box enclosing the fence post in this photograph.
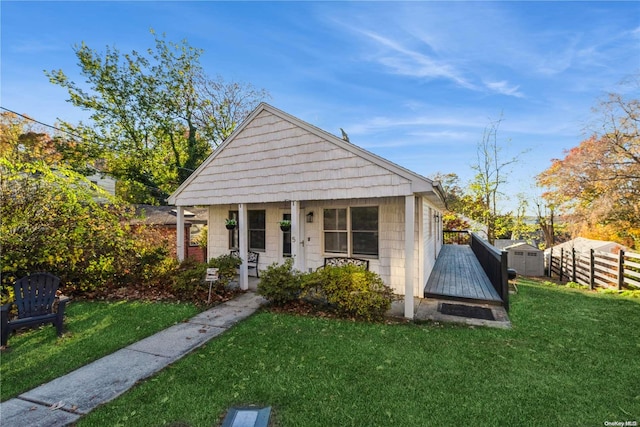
[618,250,625,291]
[559,248,564,281]
[548,248,553,277]
[589,249,595,290]
[571,248,577,282]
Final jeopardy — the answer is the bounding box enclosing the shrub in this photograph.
[207,254,242,288]
[171,258,208,295]
[257,259,302,305]
[303,265,394,321]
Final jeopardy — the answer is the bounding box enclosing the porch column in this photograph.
[290,200,301,271]
[176,206,185,262]
[405,195,415,319]
[238,203,249,290]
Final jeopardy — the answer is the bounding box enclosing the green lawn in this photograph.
[77,278,640,427]
[0,300,199,401]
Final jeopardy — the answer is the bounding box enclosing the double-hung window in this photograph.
[323,207,378,257]
[248,210,266,251]
[228,210,266,252]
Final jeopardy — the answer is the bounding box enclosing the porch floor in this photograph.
[424,245,502,305]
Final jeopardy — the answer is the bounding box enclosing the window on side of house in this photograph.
[324,208,348,254]
[323,207,378,257]
[249,210,266,251]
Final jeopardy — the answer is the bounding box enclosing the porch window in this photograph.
[351,207,378,256]
[228,210,266,252]
[249,210,266,251]
[324,208,348,253]
[323,207,378,257]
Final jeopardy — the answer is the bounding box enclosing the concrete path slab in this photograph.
[189,303,258,328]
[1,291,266,427]
[20,348,170,414]
[389,296,511,328]
[0,398,80,427]
[127,322,226,360]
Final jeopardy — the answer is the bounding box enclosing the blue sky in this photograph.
[2,1,639,212]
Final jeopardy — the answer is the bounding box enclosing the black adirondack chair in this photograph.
[1,273,69,346]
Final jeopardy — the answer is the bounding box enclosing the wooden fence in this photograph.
[547,247,640,290]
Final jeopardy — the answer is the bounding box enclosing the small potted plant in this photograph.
[279,219,291,231]
[225,218,237,230]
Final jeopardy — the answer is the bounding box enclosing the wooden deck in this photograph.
[424,245,503,305]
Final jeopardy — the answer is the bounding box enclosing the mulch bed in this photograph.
[71,282,239,307]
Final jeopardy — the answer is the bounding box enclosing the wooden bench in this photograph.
[230,250,260,278]
[1,273,70,346]
[323,257,370,270]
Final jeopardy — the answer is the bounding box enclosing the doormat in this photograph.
[438,303,495,321]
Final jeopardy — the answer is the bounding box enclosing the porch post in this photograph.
[405,195,415,319]
[290,200,301,271]
[176,206,185,262]
[238,203,249,290]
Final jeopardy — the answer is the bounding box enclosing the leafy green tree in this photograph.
[46,31,268,204]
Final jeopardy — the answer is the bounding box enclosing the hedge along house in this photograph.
[168,103,446,319]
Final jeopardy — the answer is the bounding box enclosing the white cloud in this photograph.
[356,29,477,90]
[484,80,525,98]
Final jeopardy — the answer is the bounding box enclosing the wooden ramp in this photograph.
[424,245,502,305]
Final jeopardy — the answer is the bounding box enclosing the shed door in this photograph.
[525,251,541,276]
[511,251,526,273]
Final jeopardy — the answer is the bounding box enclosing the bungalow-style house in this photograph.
[168,103,446,318]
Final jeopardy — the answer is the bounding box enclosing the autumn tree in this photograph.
[537,88,640,249]
[46,31,268,204]
[0,111,101,174]
[0,115,174,296]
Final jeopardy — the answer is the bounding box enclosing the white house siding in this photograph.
[174,110,414,206]
[207,196,442,297]
[422,198,441,290]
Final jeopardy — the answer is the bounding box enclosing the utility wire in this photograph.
[0,106,192,194]
[0,106,85,141]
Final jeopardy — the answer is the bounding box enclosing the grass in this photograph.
[76,277,640,427]
[0,300,199,401]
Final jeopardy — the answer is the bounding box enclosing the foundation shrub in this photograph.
[303,265,394,321]
[257,259,303,305]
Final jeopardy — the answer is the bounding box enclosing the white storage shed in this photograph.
[504,242,544,276]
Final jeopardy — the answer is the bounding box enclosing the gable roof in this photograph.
[168,103,445,208]
[504,242,541,252]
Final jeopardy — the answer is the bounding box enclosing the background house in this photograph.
[131,205,208,262]
[168,103,446,318]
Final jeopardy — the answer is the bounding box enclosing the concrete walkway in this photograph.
[0,292,267,427]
